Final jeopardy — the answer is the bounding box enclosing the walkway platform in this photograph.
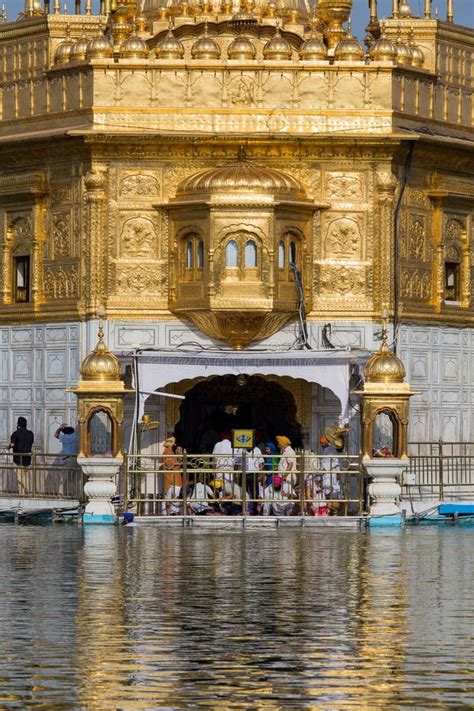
[134,515,367,529]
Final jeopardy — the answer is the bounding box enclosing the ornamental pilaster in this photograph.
[375,169,397,314]
[84,167,108,315]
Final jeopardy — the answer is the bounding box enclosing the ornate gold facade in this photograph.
[0,0,472,347]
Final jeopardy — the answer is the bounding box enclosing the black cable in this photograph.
[289,261,311,350]
[393,140,415,352]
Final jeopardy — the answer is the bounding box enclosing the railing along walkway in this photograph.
[0,451,83,500]
[124,452,364,517]
[405,441,474,501]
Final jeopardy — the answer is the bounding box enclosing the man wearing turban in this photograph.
[276,435,297,487]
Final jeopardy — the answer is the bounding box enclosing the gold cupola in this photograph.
[263,26,292,61]
[155,27,185,59]
[55,35,75,65]
[354,318,417,460]
[364,329,406,384]
[408,31,424,67]
[191,23,221,59]
[395,33,411,64]
[227,35,257,60]
[120,33,149,59]
[86,34,114,60]
[80,322,121,383]
[369,27,397,62]
[334,34,364,61]
[70,33,89,62]
[299,30,328,61]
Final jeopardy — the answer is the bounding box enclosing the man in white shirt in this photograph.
[212,433,235,488]
[188,481,215,515]
[276,435,298,487]
[262,475,296,516]
[236,445,264,514]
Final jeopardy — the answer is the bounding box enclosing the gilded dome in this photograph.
[191,24,221,59]
[334,36,364,62]
[227,36,257,60]
[408,33,424,67]
[263,27,292,61]
[70,35,89,62]
[80,324,121,382]
[364,336,406,384]
[86,34,114,60]
[155,28,185,59]
[395,37,411,64]
[299,33,327,61]
[54,38,75,65]
[369,32,397,62]
[120,34,149,59]
[177,154,306,198]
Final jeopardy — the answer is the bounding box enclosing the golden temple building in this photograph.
[0,0,473,453]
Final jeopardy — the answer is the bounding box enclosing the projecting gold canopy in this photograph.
[176,153,307,200]
[364,327,406,384]
[80,322,121,383]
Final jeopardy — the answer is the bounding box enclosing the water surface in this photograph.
[0,525,473,708]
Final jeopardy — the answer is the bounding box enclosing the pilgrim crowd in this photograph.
[158,428,347,517]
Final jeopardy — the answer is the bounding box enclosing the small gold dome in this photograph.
[395,37,411,64]
[55,38,75,65]
[86,34,114,60]
[177,152,306,199]
[369,32,397,62]
[263,27,292,61]
[408,33,424,67]
[120,34,149,59]
[299,32,327,61]
[334,35,364,62]
[155,28,185,59]
[227,35,257,60]
[80,323,121,382]
[364,332,406,384]
[191,24,221,60]
[70,35,89,62]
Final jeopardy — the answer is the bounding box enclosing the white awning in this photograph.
[135,349,369,419]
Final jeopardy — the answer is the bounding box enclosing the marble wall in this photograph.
[2,318,472,452]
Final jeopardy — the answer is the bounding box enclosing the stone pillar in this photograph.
[79,457,122,524]
[364,458,406,524]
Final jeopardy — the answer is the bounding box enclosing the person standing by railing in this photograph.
[53,423,79,496]
[212,432,235,488]
[276,436,297,487]
[8,417,34,496]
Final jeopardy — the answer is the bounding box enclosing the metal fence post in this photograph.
[299,451,306,517]
[182,450,188,515]
[242,452,247,517]
[439,438,444,501]
[32,451,36,498]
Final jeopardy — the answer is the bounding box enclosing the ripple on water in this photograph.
[0,525,473,708]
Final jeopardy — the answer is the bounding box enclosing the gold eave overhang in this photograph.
[159,197,323,209]
[67,382,134,394]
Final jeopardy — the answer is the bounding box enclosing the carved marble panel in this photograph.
[46,351,67,379]
[12,352,32,379]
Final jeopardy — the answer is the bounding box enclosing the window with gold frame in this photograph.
[182,232,204,282]
[278,231,301,281]
[224,232,260,280]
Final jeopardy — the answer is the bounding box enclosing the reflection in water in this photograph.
[0,526,473,708]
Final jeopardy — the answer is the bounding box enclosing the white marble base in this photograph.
[364,457,408,516]
[78,457,121,523]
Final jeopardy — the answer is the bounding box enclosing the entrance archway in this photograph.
[173,375,303,452]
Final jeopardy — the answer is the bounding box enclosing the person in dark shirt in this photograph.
[8,417,34,495]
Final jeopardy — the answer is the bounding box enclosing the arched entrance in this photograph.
[173,375,303,452]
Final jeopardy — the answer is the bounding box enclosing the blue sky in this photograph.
[5,0,473,36]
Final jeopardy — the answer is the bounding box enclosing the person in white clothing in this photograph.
[320,426,346,514]
[188,481,215,515]
[163,484,183,515]
[212,432,235,488]
[276,435,298,487]
[262,475,296,516]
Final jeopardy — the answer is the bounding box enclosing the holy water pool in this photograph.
[0,525,473,708]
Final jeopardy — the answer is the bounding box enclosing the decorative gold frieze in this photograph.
[120,216,157,258]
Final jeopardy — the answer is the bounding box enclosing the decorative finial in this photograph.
[347,16,352,36]
[97,305,106,348]
[1,3,6,21]
[63,2,67,12]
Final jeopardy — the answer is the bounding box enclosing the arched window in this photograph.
[88,409,113,456]
[245,240,257,268]
[197,240,204,269]
[182,233,204,281]
[289,241,296,265]
[226,240,238,267]
[278,241,285,269]
[278,232,301,280]
[186,241,194,269]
